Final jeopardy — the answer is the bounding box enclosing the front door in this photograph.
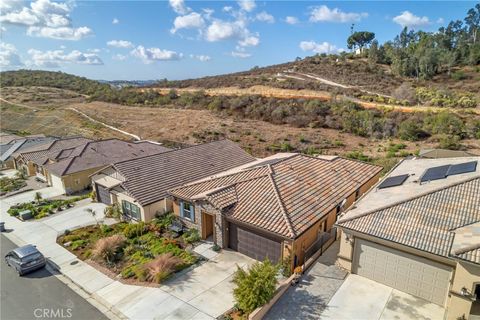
[202,212,214,240]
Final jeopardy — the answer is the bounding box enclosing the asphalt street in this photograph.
[0,234,107,320]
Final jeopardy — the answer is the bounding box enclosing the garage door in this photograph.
[229,223,281,262]
[353,239,452,306]
[95,184,111,205]
[50,174,66,193]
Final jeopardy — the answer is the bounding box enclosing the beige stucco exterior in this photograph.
[337,229,480,319]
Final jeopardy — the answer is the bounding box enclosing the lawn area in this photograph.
[58,215,200,285]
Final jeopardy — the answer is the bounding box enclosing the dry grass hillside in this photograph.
[2,86,479,167]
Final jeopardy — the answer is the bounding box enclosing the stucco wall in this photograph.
[446,261,480,320]
[58,167,101,195]
[143,198,172,222]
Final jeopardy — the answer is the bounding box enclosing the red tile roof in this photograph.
[170,154,382,238]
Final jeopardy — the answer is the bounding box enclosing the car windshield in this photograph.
[21,252,43,262]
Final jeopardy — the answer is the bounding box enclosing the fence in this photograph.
[304,227,337,262]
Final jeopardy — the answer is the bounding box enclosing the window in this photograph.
[74,179,80,185]
[180,201,195,221]
[355,188,361,200]
[122,200,141,220]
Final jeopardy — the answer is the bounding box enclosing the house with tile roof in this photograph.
[335,156,480,319]
[13,136,92,176]
[43,139,172,194]
[90,139,257,222]
[0,133,57,169]
[168,154,382,269]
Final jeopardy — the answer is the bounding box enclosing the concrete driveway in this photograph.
[322,275,446,320]
[42,200,107,234]
[2,186,64,207]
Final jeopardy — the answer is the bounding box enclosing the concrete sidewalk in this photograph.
[0,189,253,320]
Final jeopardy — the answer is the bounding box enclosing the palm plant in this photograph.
[34,191,42,204]
[85,208,98,225]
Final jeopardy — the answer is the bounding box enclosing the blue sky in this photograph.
[0,0,477,80]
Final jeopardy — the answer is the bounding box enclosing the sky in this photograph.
[0,0,477,80]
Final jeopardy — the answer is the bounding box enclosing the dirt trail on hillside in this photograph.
[144,86,480,115]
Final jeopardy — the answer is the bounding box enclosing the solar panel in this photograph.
[377,174,409,189]
[446,161,477,176]
[420,165,451,183]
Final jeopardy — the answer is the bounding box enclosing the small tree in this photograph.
[34,191,42,204]
[232,260,279,314]
[85,208,98,225]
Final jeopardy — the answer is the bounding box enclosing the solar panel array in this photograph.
[420,161,478,183]
[378,174,409,189]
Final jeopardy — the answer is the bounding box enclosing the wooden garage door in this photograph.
[229,223,281,262]
[353,239,452,306]
[95,184,111,205]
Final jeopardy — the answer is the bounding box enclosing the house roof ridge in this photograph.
[452,243,480,256]
[267,171,296,238]
[337,174,480,224]
[113,139,235,167]
[203,172,271,198]
[170,165,267,193]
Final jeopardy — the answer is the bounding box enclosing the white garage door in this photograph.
[353,239,452,306]
[50,174,66,194]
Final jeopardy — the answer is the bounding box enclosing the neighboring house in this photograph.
[13,136,92,177]
[1,134,57,170]
[91,139,256,222]
[169,154,382,268]
[419,148,477,159]
[44,139,171,194]
[0,133,21,145]
[336,157,480,319]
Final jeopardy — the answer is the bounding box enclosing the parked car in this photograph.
[4,244,46,276]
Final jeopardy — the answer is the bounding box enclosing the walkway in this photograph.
[0,187,254,320]
[264,241,347,320]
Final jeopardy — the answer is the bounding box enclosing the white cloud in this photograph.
[299,41,343,54]
[238,35,259,47]
[223,6,233,12]
[437,17,444,24]
[309,5,368,23]
[393,11,430,28]
[171,12,205,33]
[0,7,40,25]
[112,18,119,24]
[205,20,238,42]
[169,0,190,15]
[237,0,255,12]
[28,48,103,68]
[231,51,251,58]
[0,43,23,68]
[0,0,93,40]
[131,46,182,63]
[112,54,127,61]
[27,26,93,40]
[285,16,298,25]
[256,11,274,23]
[190,54,211,62]
[107,40,134,48]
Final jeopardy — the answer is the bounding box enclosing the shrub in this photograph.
[123,222,146,239]
[104,204,121,219]
[182,228,200,244]
[232,260,279,314]
[143,253,183,283]
[92,234,126,264]
[438,134,462,150]
[154,213,175,230]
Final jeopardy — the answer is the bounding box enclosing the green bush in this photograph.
[438,134,462,150]
[123,222,147,239]
[182,228,201,244]
[232,260,279,314]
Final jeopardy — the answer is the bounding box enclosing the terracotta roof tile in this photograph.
[111,140,256,206]
[337,176,480,264]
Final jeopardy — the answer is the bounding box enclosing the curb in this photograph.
[46,259,128,320]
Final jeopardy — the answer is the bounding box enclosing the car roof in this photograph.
[13,245,39,258]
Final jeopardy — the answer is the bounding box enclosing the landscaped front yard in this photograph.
[0,175,27,195]
[57,214,201,285]
[7,193,88,219]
